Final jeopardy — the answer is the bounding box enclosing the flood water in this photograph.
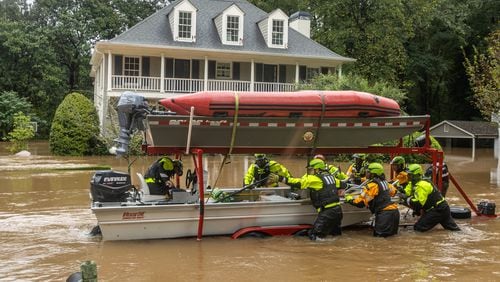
[0,142,499,281]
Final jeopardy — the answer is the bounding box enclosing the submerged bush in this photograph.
[49,92,106,156]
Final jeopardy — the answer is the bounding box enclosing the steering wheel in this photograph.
[185,169,197,190]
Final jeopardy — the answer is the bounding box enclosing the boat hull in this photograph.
[92,199,371,241]
[160,91,400,118]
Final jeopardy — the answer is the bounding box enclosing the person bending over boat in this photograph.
[389,156,408,195]
[244,154,291,187]
[313,154,348,181]
[346,153,368,185]
[345,162,400,237]
[424,162,450,197]
[401,164,460,232]
[144,157,183,196]
[276,159,343,241]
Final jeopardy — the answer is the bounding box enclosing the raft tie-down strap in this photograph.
[211,92,239,195]
[309,92,326,158]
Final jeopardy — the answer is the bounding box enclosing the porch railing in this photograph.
[111,75,297,93]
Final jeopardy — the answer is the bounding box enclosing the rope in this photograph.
[211,92,239,192]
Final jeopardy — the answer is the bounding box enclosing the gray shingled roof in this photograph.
[447,120,499,137]
[110,0,354,61]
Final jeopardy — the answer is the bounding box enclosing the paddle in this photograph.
[216,176,269,202]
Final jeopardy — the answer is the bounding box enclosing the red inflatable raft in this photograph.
[160,91,401,117]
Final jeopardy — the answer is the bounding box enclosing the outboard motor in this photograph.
[90,170,133,202]
[115,92,150,156]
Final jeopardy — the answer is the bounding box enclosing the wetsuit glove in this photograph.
[344,195,354,204]
[267,173,279,184]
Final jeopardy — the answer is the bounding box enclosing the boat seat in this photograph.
[136,173,166,201]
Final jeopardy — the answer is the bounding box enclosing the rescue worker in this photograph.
[144,156,183,196]
[346,153,368,185]
[424,162,450,197]
[243,154,291,187]
[390,156,408,195]
[313,154,348,181]
[345,162,400,237]
[402,164,460,232]
[275,158,343,241]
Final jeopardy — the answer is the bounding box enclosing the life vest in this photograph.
[144,158,173,184]
[310,173,340,209]
[367,178,393,214]
[252,162,271,187]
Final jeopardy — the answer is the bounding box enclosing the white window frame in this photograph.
[216,62,232,79]
[271,19,284,46]
[124,56,140,76]
[226,15,240,43]
[178,11,192,40]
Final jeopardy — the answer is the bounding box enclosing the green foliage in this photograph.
[464,30,500,119]
[4,111,35,154]
[301,74,407,106]
[0,91,33,138]
[310,0,413,84]
[49,92,105,156]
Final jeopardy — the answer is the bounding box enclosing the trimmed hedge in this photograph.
[49,92,106,156]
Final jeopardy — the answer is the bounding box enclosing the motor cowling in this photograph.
[90,170,133,202]
[115,92,149,156]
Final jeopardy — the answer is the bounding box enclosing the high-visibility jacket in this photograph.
[243,160,291,187]
[404,179,445,212]
[327,164,348,180]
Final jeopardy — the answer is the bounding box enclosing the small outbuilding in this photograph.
[429,120,499,159]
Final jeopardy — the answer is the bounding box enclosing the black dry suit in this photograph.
[310,173,340,210]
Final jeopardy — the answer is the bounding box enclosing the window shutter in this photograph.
[208,60,216,79]
[299,65,307,81]
[192,60,200,79]
[255,63,263,82]
[114,55,123,75]
[142,57,150,76]
[279,65,286,83]
[165,58,174,78]
[232,62,240,80]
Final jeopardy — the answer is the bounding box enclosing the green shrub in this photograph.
[49,92,106,156]
[300,74,408,106]
[4,112,35,154]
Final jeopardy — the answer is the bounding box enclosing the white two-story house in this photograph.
[90,0,354,128]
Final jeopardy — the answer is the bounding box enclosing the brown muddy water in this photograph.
[0,142,499,281]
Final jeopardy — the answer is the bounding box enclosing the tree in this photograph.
[309,0,413,84]
[4,112,35,154]
[49,92,104,156]
[0,91,33,138]
[301,74,408,107]
[464,30,500,119]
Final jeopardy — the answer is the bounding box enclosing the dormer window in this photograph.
[169,0,197,43]
[178,11,192,39]
[258,9,288,49]
[214,4,244,46]
[271,19,284,45]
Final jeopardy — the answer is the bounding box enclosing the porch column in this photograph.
[338,64,343,78]
[472,137,476,160]
[250,59,255,92]
[295,63,299,84]
[160,53,165,93]
[107,51,112,91]
[204,56,208,91]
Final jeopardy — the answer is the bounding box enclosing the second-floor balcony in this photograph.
[111,75,297,93]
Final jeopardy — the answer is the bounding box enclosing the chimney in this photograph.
[289,11,311,38]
